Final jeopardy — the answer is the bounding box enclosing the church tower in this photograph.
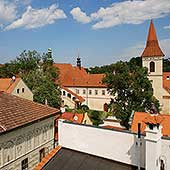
[141,20,164,107]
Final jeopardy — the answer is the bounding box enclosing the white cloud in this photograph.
[5,4,67,30]
[71,0,170,29]
[120,38,170,60]
[164,25,170,30]
[70,7,91,24]
[0,0,17,26]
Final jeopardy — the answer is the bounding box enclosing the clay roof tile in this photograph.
[141,20,164,57]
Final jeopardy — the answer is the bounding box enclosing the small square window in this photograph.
[21,158,28,170]
[76,89,79,94]
[83,89,86,94]
[102,90,105,95]
[89,90,92,95]
[17,89,20,94]
[63,91,66,96]
[95,90,98,95]
[22,88,25,93]
[167,76,170,80]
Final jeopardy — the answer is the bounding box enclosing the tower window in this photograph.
[150,61,155,72]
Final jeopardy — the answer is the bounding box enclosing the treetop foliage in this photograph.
[0,50,61,108]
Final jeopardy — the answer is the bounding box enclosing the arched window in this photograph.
[150,61,155,72]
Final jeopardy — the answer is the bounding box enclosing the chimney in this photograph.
[45,99,48,105]
[145,123,162,170]
[12,76,16,82]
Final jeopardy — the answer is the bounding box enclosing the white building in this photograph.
[0,77,33,101]
[54,63,111,111]
[141,20,170,114]
[36,118,170,170]
[0,92,59,170]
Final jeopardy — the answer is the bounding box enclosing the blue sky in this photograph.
[0,0,170,67]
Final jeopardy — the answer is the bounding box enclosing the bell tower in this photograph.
[141,20,164,106]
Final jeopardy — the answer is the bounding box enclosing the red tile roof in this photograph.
[60,112,84,123]
[54,63,106,87]
[0,92,59,133]
[131,112,170,136]
[62,87,85,103]
[102,125,125,131]
[55,112,85,140]
[141,20,164,57]
[163,72,170,94]
[35,145,62,170]
[0,78,21,93]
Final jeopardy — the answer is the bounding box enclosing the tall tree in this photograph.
[103,61,160,129]
[0,50,61,108]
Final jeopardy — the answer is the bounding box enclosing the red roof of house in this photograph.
[163,72,170,94]
[54,63,106,87]
[0,78,21,93]
[35,145,62,170]
[62,87,85,103]
[131,112,170,136]
[141,20,164,57]
[55,112,85,140]
[0,92,59,133]
[102,125,125,131]
[56,112,84,124]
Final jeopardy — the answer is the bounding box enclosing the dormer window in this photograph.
[150,61,155,72]
[17,89,20,94]
[22,88,25,93]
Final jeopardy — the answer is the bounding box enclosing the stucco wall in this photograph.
[142,57,170,114]
[12,79,33,101]
[58,120,170,170]
[58,120,145,168]
[68,87,111,111]
[0,117,55,170]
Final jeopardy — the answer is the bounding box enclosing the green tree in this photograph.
[103,61,160,129]
[0,50,61,108]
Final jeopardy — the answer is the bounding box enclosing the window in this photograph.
[95,90,98,95]
[167,76,170,80]
[150,61,155,72]
[76,89,79,94]
[89,90,92,95]
[39,148,45,162]
[63,91,66,96]
[21,158,28,170]
[83,89,86,94]
[22,88,25,93]
[102,90,105,95]
[17,89,20,94]
[67,93,71,98]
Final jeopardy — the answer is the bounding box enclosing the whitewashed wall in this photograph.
[58,120,145,168]
[161,138,170,169]
[0,116,55,170]
[68,87,111,111]
[12,79,33,101]
[58,120,170,170]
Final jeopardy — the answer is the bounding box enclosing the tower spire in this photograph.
[141,20,164,57]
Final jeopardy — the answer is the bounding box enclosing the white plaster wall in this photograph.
[142,57,170,114]
[0,117,55,170]
[161,138,170,169]
[12,80,33,101]
[58,120,145,168]
[68,87,111,111]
